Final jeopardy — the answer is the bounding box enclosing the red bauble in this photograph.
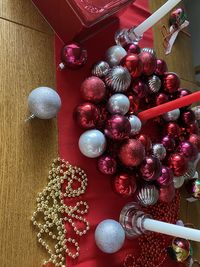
[139,51,157,76]
[137,134,152,152]
[177,88,191,98]
[121,54,143,78]
[162,135,176,152]
[156,92,169,106]
[119,139,145,167]
[163,122,181,138]
[97,155,117,175]
[189,134,200,152]
[168,153,188,176]
[80,76,106,103]
[181,110,196,125]
[159,183,175,202]
[127,93,139,114]
[104,115,131,141]
[155,59,168,76]
[132,80,149,98]
[113,172,137,197]
[163,72,180,93]
[186,122,199,135]
[74,102,99,129]
[140,156,162,181]
[124,43,141,54]
[178,141,198,161]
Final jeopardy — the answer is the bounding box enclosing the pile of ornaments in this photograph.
[74,43,200,206]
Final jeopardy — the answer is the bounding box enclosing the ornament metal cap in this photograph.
[115,27,143,46]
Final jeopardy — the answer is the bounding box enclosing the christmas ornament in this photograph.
[159,183,175,202]
[124,43,140,54]
[139,51,157,76]
[79,129,106,158]
[74,102,99,129]
[113,172,137,197]
[187,121,199,135]
[168,153,188,177]
[136,134,152,152]
[163,122,181,138]
[192,105,200,122]
[163,72,180,93]
[162,135,176,152]
[105,66,131,92]
[148,75,161,93]
[119,139,145,167]
[186,178,200,199]
[156,92,169,105]
[137,185,159,206]
[95,219,125,253]
[178,141,198,161]
[170,8,188,30]
[91,61,110,78]
[171,237,191,262]
[105,45,127,67]
[141,47,156,56]
[140,156,162,181]
[59,43,87,69]
[128,115,142,136]
[107,93,130,115]
[189,134,200,152]
[97,155,117,175]
[177,88,191,99]
[104,114,131,141]
[157,166,173,187]
[127,93,139,114]
[163,108,180,121]
[155,59,168,76]
[80,76,106,103]
[181,110,196,125]
[120,53,143,78]
[132,80,149,98]
[27,87,61,119]
[173,176,185,189]
[152,144,167,161]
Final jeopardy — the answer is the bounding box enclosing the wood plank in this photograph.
[0,18,57,267]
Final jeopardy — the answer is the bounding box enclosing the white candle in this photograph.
[143,218,200,242]
[134,0,182,37]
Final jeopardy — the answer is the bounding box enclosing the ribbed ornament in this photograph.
[137,185,159,207]
[91,61,110,78]
[148,75,161,93]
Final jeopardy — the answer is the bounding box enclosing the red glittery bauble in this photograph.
[104,115,131,141]
[139,51,157,76]
[121,54,143,78]
[80,76,106,103]
[159,183,175,202]
[155,59,168,76]
[113,172,137,197]
[127,93,139,114]
[61,43,87,69]
[168,153,188,177]
[74,102,99,129]
[119,139,145,167]
[181,110,196,125]
[156,92,169,106]
[163,72,180,93]
[189,134,200,152]
[140,156,162,181]
[163,122,181,138]
[178,141,198,161]
[132,80,149,99]
[97,155,117,175]
[136,134,152,152]
[124,43,141,54]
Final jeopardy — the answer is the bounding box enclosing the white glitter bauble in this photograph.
[95,219,125,254]
[129,115,142,136]
[105,45,127,67]
[28,87,61,119]
[163,108,180,121]
[107,94,130,115]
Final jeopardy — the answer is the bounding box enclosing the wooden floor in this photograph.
[0,0,199,266]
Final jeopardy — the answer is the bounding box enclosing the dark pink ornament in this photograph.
[163,122,181,138]
[159,183,175,202]
[97,155,117,175]
[189,134,200,152]
[168,153,188,177]
[178,141,198,161]
[113,172,137,197]
[157,166,173,187]
[155,59,168,76]
[156,92,169,106]
[163,72,180,93]
[181,110,195,125]
[132,80,149,98]
[139,51,157,76]
[104,115,131,141]
[140,156,162,181]
[162,135,176,152]
[177,88,191,98]
[124,43,140,54]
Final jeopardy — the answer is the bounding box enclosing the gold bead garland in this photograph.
[31,158,90,267]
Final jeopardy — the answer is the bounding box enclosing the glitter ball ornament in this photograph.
[186,178,200,199]
[113,172,137,197]
[189,134,200,152]
[124,43,140,54]
[79,129,106,158]
[107,94,130,115]
[97,155,117,175]
[162,136,176,152]
[95,219,125,253]
[119,139,145,167]
[137,185,159,206]
[157,166,173,187]
[139,51,157,76]
[141,47,156,56]
[132,80,149,99]
[178,141,198,161]
[159,183,175,202]
[27,87,61,119]
[137,134,152,153]
[129,115,142,136]
[163,109,180,121]
[152,144,167,161]
[168,153,188,177]
[148,75,161,93]
[140,156,162,181]
[91,61,110,78]
[120,53,143,78]
[173,176,185,189]
[163,72,180,93]
[105,45,127,67]
[156,92,169,106]
[155,59,168,76]
[163,122,181,138]
[80,76,106,103]
[105,66,131,92]
[171,237,191,262]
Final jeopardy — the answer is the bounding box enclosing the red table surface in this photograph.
[55,1,184,266]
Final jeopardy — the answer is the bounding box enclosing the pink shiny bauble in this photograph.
[127,93,139,114]
[159,183,175,202]
[157,166,174,187]
[156,92,169,106]
[177,88,191,98]
[132,80,149,99]
[113,172,137,197]
[140,156,162,181]
[162,135,176,152]
[119,139,145,167]
[163,72,180,93]
[104,115,131,141]
[163,122,181,138]
[139,51,157,76]
[124,43,140,54]
[181,110,196,125]
[81,76,106,103]
[155,59,168,76]
[97,155,117,175]
[168,153,188,177]
[74,102,99,129]
[189,134,200,152]
[121,54,143,78]
[136,134,152,152]
[178,141,198,161]
[61,43,87,69]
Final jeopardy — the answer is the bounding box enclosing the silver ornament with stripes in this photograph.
[137,185,159,207]
[91,61,110,78]
[141,47,156,56]
[148,75,161,93]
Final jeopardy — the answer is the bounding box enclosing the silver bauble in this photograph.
[95,219,125,254]
[28,87,61,119]
[137,185,159,207]
[105,66,131,92]
[107,94,130,115]
[141,47,156,56]
[173,176,185,189]
[91,61,110,78]
[191,106,200,127]
[163,108,180,121]
[78,129,106,158]
[105,45,127,67]
[152,144,167,160]
[148,75,161,93]
[129,115,142,136]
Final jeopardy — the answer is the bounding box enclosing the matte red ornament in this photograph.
[162,135,176,152]
[181,110,195,125]
[140,156,162,181]
[127,93,139,114]
[189,134,200,152]
[159,183,175,202]
[163,122,181,138]
[104,115,131,141]
[97,155,117,175]
[163,72,180,94]
[121,54,143,78]
[139,51,157,76]
[155,59,168,76]
[80,76,106,103]
[124,43,140,54]
[136,134,152,152]
[113,172,137,197]
[119,139,145,167]
[178,141,198,161]
[156,92,169,106]
[74,102,99,129]
[132,80,149,99]
[168,153,188,177]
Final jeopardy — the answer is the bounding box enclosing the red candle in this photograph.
[138,91,200,122]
